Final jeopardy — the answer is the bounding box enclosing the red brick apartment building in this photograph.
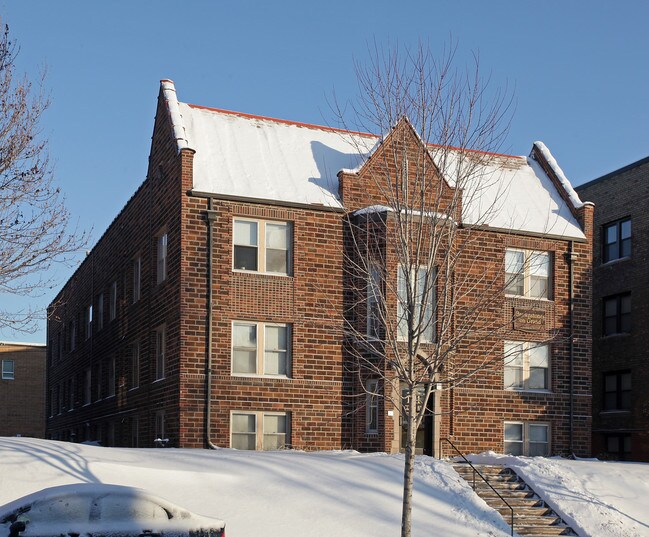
[0,342,46,438]
[46,81,593,456]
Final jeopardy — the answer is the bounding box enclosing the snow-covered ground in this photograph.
[0,438,648,536]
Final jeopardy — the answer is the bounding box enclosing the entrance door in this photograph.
[400,385,434,456]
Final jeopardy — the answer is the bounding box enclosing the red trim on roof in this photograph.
[186,102,519,159]
[187,103,377,139]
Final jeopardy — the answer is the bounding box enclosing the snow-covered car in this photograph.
[0,484,225,536]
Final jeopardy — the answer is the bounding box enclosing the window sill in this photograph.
[505,294,553,303]
[505,388,552,394]
[599,410,631,415]
[152,377,166,383]
[600,257,630,267]
[128,386,139,392]
[601,333,631,340]
[231,373,291,380]
[365,431,379,436]
[232,269,292,278]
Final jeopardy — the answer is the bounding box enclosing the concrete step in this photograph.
[452,463,579,537]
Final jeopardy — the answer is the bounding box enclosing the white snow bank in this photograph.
[532,141,584,209]
[0,438,510,537]
[467,452,649,537]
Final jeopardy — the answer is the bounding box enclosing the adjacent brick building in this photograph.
[46,81,593,457]
[0,342,46,438]
[576,158,649,461]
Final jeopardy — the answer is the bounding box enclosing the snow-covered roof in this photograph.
[162,81,585,240]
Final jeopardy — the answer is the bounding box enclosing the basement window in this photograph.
[504,422,549,456]
[2,360,15,380]
[231,411,289,450]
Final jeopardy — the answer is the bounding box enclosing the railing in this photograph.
[440,438,514,536]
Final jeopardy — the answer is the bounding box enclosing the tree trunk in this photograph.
[400,388,417,537]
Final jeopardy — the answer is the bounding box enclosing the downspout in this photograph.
[205,198,219,449]
[567,241,577,456]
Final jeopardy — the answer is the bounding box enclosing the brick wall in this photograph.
[0,343,46,438]
[577,161,649,461]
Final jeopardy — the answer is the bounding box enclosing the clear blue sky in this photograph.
[1,0,647,343]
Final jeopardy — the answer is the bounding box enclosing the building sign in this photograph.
[513,307,546,331]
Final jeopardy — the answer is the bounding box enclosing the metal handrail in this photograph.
[440,438,515,536]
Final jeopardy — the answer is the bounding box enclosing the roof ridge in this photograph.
[185,102,519,160]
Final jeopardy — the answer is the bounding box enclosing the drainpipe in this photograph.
[204,197,219,449]
[567,241,577,456]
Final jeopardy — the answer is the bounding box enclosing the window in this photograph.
[504,342,550,391]
[2,360,15,380]
[606,434,631,461]
[83,368,91,405]
[86,305,93,339]
[367,263,382,338]
[157,233,168,284]
[397,265,435,342]
[95,363,102,401]
[603,293,631,335]
[366,380,379,433]
[155,326,166,380]
[231,412,289,450]
[69,319,76,351]
[233,219,292,275]
[107,356,116,397]
[57,330,63,362]
[69,377,75,410]
[133,256,141,303]
[504,422,549,456]
[505,249,551,299]
[130,342,140,389]
[109,281,117,321]
[232,322,290,376]
[97,293,104,331]
[131,416,139,448]
[603,371,631,411]
[603,218,631,263]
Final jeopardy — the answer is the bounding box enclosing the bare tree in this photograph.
[0,22,86,333]
[333,42,542,537]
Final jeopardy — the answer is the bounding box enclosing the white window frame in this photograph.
[154,410,166,442]
[397,265,436,342]
[231,321,291,377]
[155,325,166,381]
[2,359,15,380]
[504,421,550,456]
[367,262,382,339]
[505,249,551,300]
[109,281,117,321]
[157,233,168,284]
[366,379,379,434]
[232,218,292,275]
[86,304,93,339]
[504,341,550,392]
[133,256,141,303]
[230,411,290,451]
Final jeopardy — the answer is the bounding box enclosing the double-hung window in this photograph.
[2,360,15,380]
[231,411,289,450]
[603,218,631,263]
[107,356,116,397]
[397,265,435,342]
[157,233,168,284]
[603,371,631,411]
[97,293,104,331]
[232,321,290,376]
[130,342,140,390]
[367,263,382,338]
[504,342,550,391]
[603,293,631,335]
[69,320,76,351]
[83,368,91,405]
[366,380,379,433]
[233,219,292,275]
[86,305,93,339]
[505,249,551,299]
[504,422,549,456]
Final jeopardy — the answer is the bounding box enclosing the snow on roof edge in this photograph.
[532,141,584,210]
[160,80,193,154]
